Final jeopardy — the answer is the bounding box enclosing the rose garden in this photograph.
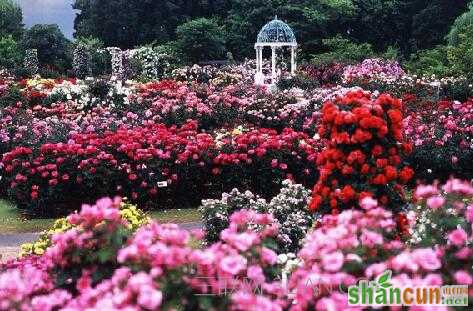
[0,1,472,310]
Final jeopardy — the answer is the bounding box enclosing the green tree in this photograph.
[0,35,22,69]
[447,2,473,46]
[175,18,226,63]
[73,0,190,48]
[21,24,71,71]
[351,0,413,55]
[311,35,374,65]
[0,0,23,39]
[446,4,473,78]
[224,0,356,59]
[350,0,468,56]
[75,36,110,76]
[405,46,450,77]
[411,0,469,50]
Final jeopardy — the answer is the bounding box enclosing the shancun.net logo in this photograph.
[348,270,469,307]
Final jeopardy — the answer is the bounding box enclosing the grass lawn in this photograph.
[0,199,201,234]
[0,199,55,234]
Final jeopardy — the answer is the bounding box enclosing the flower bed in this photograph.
[1,120,319,214]
[404,98,473,182]
[200,180,314,253]
[0,179,471,310]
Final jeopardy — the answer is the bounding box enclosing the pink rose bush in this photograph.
[1,179,472,310]
[342,58,406,84]
[404,98,473,182]
[0,198,288,310]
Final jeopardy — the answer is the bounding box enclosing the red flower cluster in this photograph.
[309,91,414,214]
[2,121,319,213]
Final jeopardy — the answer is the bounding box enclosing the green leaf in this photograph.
[377,270,392,285]
[97,247,113,263]
[380,282,392,288]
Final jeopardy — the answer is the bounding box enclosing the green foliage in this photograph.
[411,0,469,51]
[352,0,469,55]
[69,0,470,61]
[311,35,374,65]
[175,18,226,64]
[0,35,22,69]
[276,74,319,91]
[381,46,401,60]
[0,86,23,108]
[21,24,71,73]
[0,0,23,40]
[406,3,473,79]
[446,3,473,46]
[446,7,473,79]
[75,36,110,76]
[73,0,186,48]
[351,0,411,53]
[224,0,356,59]
[405,46,450,77]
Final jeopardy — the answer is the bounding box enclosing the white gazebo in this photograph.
[254,16,297,85]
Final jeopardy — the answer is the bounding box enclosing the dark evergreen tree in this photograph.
[0,0,23,40]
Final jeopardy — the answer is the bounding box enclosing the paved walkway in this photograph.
[0,222,203,262]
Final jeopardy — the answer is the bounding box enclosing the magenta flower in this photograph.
[220,255,247,275]
[448,228,468,247]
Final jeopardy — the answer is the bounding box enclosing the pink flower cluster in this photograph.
[288,180,473,309]
[404,99,473,150]
[0,179,472,310]
[0,264,70,311]
[0,199,286,310]
[343,58,405,84]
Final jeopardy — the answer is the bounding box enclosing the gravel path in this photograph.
[0,222,203,262]
[0,233,40,247]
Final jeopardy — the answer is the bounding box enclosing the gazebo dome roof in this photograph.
[256,17,296,44]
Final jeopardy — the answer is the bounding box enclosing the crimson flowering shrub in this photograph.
[309,91,414,215]
[0,78,319,157]
[1,120,319,214]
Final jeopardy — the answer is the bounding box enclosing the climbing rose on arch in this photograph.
[309,90,413,215]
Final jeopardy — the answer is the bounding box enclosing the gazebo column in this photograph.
[254,46,264,85]
[255,47,260,73]
[291,46,296,75]
[258,47,263,74]
[271,46,276,84]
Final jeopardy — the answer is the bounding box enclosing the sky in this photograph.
[15,0,77,39]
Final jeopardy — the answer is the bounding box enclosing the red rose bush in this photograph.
[309,90,414,214]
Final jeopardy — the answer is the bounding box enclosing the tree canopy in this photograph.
[21,24,70,71]
[72,0,471,60]
[0,0,23,40]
